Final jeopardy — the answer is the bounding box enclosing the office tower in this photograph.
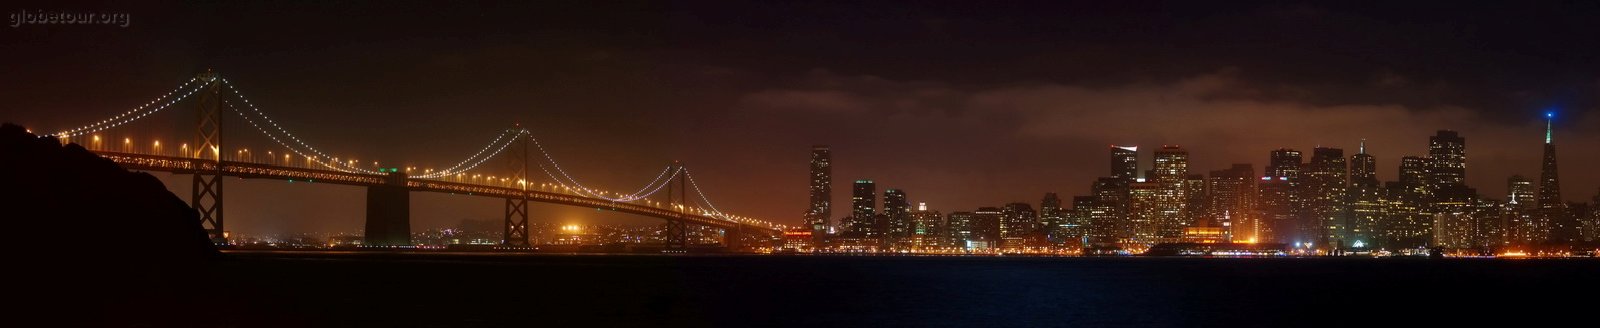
[947,211,976,246]
[1427,130,1467,188]
[1505,175,1537,246]
[1587,189,1600,242]
[1259,148,1303,243]
[1001,202,1038,240]
[1304,147,1349,248]
[908,203,945,249]
[1127,180,1163,246]
[1151,146,1190,241]
[806,145,832,241]
[1434,197,1498,250]
[1380,156,1435,248]
[1536,113,1564,244]
[1208,164,1258,243]
[883,188,910,243]
[1039,193,1067,243]
[1087,177,1129,246]
[1185,173,1209,228]
[1350,141,1377,183]
[1067,196,1094,247]
[1347,142,1382,247]
[1111,145,1139,181]
[848,180,876,236]
[972,207,1004,244]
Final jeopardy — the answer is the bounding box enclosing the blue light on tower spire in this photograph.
[1545,112,1554,144]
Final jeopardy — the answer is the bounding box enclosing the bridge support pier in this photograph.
[665,220,688,250]
[364,171,411,246]
[725,226,744,251]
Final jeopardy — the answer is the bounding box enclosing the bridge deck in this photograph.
[95,151,779,233]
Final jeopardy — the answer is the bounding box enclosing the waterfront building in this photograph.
[1259,148,1303,243]
[1208,164,1258,243]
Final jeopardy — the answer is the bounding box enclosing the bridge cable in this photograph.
[51,77,204,138]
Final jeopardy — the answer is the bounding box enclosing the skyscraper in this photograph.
[1536,112,1564,244]
[1208,164,1258,243]
[907,203,945,249]
[1001,202,1038,240]
[1185,173,1209,228]
[1304,147,1348,249]
[1427,131,1477,247]
[883,188,910,243]
[848,180,876,237]
[806,145,832,240]
[1381,156,1434,248]
[1039,193,1067,243]
[1259,148,1303,243]
[947,211,976,246]
[1127,180,1163,246]
[1505,175,1537,246]
[1151,146,1190,241]
[1111,145,1139,181]
[1087,177,1129,246]
[1428,130,1467,188]
[1347,142,1382,248]
[972,207,1004,244]
[1067,196,1094,247]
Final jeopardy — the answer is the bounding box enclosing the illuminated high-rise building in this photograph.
[1347,141,1382,247]
[1536,112,1564,244]
[1504,175,1537,246]
[1427,130,1467,188]
[1068,196,1095,247]
[1039,193,1068,244]
[1587,189,1600,242]
[1258,148,1303,243]
[1087,177,1129,246]
[806,145,832,241]
[847,180,876,237]
[883,188,910,243]
[1126,180,1162,246]
[972,207,1004,243]
[1208,164,1258,243]
[947,211,976,245]
[1001,202,1038,240]
[1111,145,1139,181]
[1151,146,1190,241]
[1185,173,1209,228]
[907,202,944,249]
[1380,156,1435,248]
[1304,147,1349,249]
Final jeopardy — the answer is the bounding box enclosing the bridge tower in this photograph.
[191,70,226,244]
[664,162,689,251]
[503,128,531,246]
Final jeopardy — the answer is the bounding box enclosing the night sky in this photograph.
[4,1,1599,234]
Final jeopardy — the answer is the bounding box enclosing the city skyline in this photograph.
[799,113,1596,253]
[9,2,1600,327]
[5,2,1600,234]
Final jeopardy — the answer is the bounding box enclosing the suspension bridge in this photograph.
[40,71,785,250]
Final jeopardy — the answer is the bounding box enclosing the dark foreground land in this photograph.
[158,252,1600,327]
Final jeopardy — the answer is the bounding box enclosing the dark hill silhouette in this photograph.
[2,123,219,326]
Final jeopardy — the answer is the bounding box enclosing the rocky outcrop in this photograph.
[2,123,219,325]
